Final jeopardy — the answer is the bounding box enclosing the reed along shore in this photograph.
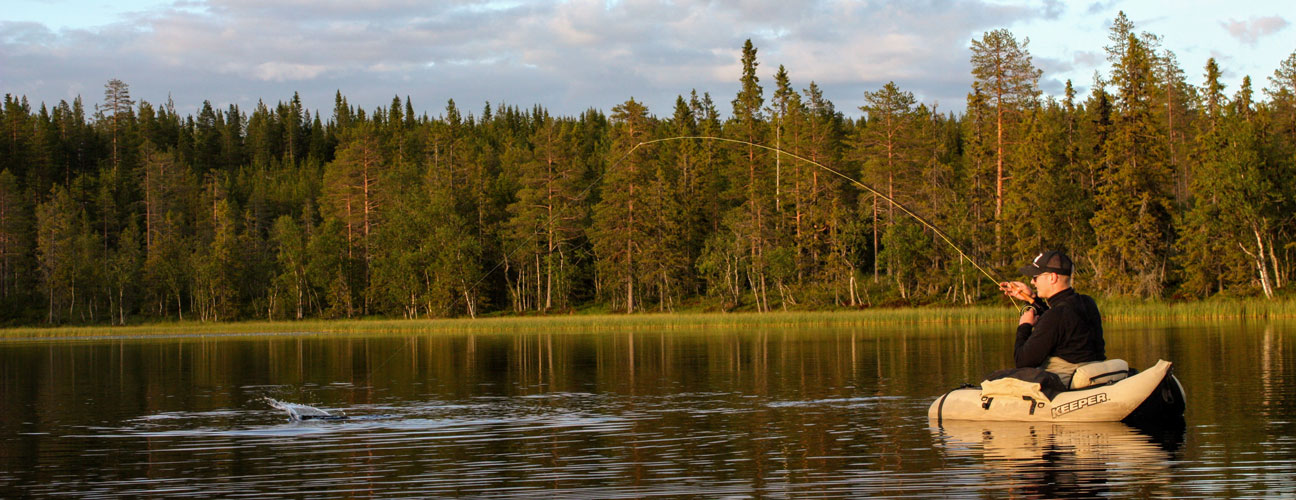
[4,297,1295,340]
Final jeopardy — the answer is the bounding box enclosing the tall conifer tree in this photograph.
[1090,15,1174,296]
[727,39,773,310]
[969,29,1041,259]
[591,98,654,312]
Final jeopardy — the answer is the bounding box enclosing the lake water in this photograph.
[2,320,1294,498]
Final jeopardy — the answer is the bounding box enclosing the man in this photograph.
[998,250,1105,387]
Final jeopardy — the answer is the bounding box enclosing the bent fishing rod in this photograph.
[439,134,1018,318]
[446,134,1020,315]
[627,135,1017,307]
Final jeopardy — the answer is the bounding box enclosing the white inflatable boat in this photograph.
[929,359,1186,424]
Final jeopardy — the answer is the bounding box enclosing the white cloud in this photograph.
[0,0,1081,117]
[1221,15,1289,45]
[253,62,329,81]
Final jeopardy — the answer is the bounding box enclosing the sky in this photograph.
[2,0,1292,120]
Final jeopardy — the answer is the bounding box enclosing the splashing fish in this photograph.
[264,397,348,421]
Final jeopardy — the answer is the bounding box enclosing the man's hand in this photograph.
[1019,306,1037,326]
[998,281,1034,302]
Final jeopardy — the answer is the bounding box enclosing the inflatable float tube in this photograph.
[929,359,1186,425]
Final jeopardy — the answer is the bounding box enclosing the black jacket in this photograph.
[1014,287,1105,368]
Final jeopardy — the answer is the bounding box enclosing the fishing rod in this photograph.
[435,134,1017,319]
[445,134,1019,315]
[629,136,1014,303]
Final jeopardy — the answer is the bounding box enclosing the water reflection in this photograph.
[1,322,1295,497]
[933,420,1183,498]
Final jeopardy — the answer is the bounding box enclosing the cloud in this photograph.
[1221,15,1289,46]
[1084,1,1117,16]
[253,62,330,81]
[3,0,1058,118]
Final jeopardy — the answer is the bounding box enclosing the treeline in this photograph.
[2,13,1295,325]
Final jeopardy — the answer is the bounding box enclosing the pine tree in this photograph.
[640,141,690,311]
[503,113,585,311]
[192,101,222,173]
[591,98,654,312]
[282,92,307,166]
[799,82,847,299]
[220,104,246,169]
[2,96,37,185]
[854,82,920,282]
[321,126,386,314]
[662,95,705,292]
[764,65,808,307]
[969,29,1042,258]
[102,79,134,171]
[244,101,270,168]
[370,160,432,318]
[139,143,197,253]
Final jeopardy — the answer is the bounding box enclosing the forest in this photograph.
[2,13,1295,326]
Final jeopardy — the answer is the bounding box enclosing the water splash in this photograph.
[263,397,346,421]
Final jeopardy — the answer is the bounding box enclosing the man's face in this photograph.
[1031,272,1064,296]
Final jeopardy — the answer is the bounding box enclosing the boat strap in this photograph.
[937,383,976,427]
[1090,370,1130,381]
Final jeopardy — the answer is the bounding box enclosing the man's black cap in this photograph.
[1019,250,1073,277]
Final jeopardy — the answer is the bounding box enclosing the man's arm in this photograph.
[1014,312,1059,368]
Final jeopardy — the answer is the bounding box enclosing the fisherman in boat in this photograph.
[998,251,1105,387]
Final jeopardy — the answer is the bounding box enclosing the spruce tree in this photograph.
[727,39,773,310]
[1090,23,1174,296]
[0,170,29,302]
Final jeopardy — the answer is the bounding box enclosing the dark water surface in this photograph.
[2,320,1294,498]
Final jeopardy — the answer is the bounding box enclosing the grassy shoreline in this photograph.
[4,297,1295,340]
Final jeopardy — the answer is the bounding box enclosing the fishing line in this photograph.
[434,134,1016,320]
[633,136,1012,295]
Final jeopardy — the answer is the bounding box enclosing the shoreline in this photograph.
[3,297,1294,341]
